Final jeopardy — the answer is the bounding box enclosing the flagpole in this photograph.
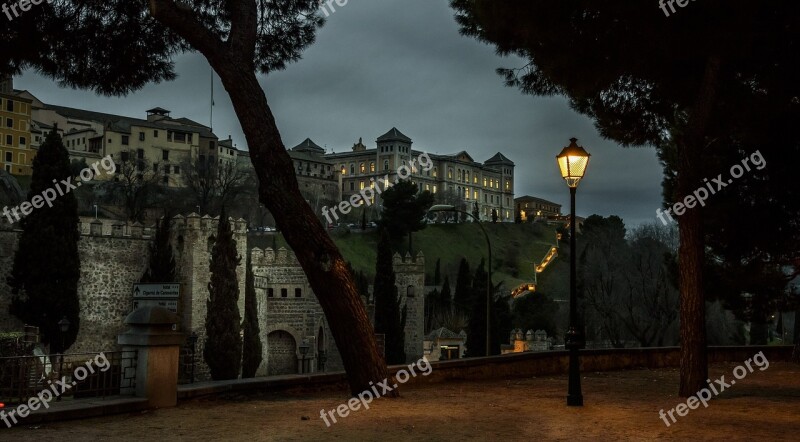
[210,68,214,131]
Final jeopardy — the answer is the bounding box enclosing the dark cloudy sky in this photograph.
[16,0,664,227]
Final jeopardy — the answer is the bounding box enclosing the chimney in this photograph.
[0,75,12,94]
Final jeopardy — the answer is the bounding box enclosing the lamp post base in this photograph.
[567,347,583,406]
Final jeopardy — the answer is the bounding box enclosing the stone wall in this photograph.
[0,223,151,352]
[0,214,248,373]
[251,247,426,376]
[0,229,22,333]
[251,247,341,377]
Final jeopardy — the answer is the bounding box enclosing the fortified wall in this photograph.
[0,214,247,367]
[1,215,422,382]
[251,247,425,377]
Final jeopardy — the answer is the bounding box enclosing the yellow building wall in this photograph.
[0,94,34,175]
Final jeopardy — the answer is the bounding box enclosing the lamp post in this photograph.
[299,340,310,374]
[428,204,492,356]
[556,137,590,407]
[58,316,71,353]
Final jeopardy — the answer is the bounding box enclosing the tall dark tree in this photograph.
[450,0,800,395]
[204,209,242,380]
[8,128,81,354]
[512,292,560,338]
[466,259,489,356]
[453,258,473,312]
[3,0,388,396]
[491,208,498,224]
[433,258,442,286]
[379,179,435,251]
[141,216,176,283]
[440,276,452,308]
[373,229,407,365]
[241,253,262,378]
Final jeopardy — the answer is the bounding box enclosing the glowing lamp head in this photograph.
[556,138,591,188]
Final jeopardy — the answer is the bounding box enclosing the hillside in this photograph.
[250,222,569,301]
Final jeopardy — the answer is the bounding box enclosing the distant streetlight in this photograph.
[93,204,98,219]
[556,137,591,407]
[428,204,492,356]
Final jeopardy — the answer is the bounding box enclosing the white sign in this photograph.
[132,299,178,314]
[132,283,180,299]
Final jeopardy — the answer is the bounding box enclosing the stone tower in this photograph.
[393,251,426,362]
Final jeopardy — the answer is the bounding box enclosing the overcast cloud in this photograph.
[16,0,664,227]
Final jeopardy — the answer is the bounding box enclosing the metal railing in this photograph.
[0,350,137,406]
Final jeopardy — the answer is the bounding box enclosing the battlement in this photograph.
[171,213,248,234]
[251,247,300,267]
[392,251,425,270]
[72,213,248,238]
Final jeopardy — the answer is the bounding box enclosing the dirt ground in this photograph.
[3,362,800,441]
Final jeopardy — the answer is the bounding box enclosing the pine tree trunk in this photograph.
[676,56,721,396]
[793,309,800,363]
[213,64,390,396]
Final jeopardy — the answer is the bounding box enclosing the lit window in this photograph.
[360,163,365,173]
[370,162,375,172]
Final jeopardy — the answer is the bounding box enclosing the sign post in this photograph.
[132,283,180,314]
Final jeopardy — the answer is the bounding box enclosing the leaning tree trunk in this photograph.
[676,56,721,396]
[148,0,391,396]
[793,308,800,363]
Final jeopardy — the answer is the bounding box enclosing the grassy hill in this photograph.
[250,222,569,301]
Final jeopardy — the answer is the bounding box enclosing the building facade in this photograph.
[0,76,34,175]
[515,195,563,221]
[291,127,516,222]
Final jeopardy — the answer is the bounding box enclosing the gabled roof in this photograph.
[43,104,216,139]
[291,138,325,153]
[377,127,412,143]
[485,152,515,166]
[515,195,562,207]
[426,327,465,340]
[439,150,476,163]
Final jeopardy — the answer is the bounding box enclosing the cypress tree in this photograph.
[241,253,262,378]
[373,229,406,364]
[453,258,473,313]
[204,209,242,380]
[433,258,441,286]
[440,276,452,313]
[466,259,489,357]
[8,128,80,354]
[141,216,176,283]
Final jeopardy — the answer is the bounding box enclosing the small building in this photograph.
[515,195,562,221]
[423,327,466,361]
[501,329,552,354]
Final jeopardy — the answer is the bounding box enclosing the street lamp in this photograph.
[58,316,71,353]
[428,204,492,357]
[556,137,590,407]
[299,340,310,374]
